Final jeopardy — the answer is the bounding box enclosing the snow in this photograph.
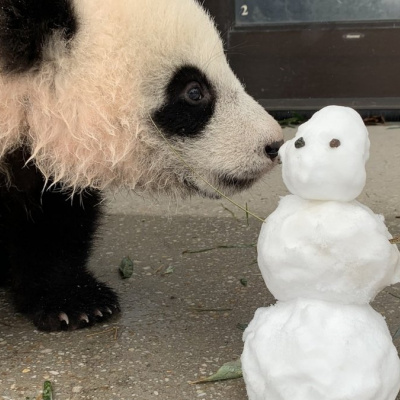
[279,106,370,201]
[242,106,400,400]
[242,299,400,400]
[257,195,400,304]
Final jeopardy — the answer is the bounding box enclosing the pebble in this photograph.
[72,386,83,393]
[49,371,59,375]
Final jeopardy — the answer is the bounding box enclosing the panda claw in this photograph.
[59,312,70,326]
[80,313,90,324]
[30,281,119,331]
[105,307,113,315]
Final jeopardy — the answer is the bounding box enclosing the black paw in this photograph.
[28,280,120,331]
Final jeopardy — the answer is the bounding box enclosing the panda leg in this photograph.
[0,149,120,331]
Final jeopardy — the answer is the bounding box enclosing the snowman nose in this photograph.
[265,140,284,160]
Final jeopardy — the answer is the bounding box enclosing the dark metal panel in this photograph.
[201,0,235,42]
[202,1,400,114]
[229,27,400,100]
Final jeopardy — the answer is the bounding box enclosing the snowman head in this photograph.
[279,106,370,201]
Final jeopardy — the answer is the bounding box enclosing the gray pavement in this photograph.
[0,125,400,399]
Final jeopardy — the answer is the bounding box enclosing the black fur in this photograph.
[153,65,216,138]
[0,147,119,331]
[0,0,77,73]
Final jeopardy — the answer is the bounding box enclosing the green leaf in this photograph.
[163,265,175,275]
[236,323,249,331]
[43,381,53,400]
[190,359,242,384]
[278,113,307,127]
[393,326,400,340]
[119,256,134,279]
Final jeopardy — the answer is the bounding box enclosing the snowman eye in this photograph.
[330,139,341,148]
[295,137,305,149]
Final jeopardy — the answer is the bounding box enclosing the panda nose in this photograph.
[265,140,284,160]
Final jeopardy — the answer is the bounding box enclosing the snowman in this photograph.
[241,106,400,400]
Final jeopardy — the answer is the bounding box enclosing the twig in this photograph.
[190,307,233,312]
[182,243,256,254]
[386,291,400,300]
[220,203,238,220]
[87,326,119,340]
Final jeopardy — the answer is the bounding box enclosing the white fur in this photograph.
[0,0,282,193]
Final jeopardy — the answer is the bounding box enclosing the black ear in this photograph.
[0,0,77,74]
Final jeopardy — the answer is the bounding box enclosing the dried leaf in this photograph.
[119,256,134,279]
[390,235,400,244]
[363,115,385,125]
[190,359,242,384]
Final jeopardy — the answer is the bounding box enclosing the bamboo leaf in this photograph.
[119,256,134,279]
[236,323,249,331]
[190,359,242,384]
[393,326,400,340]
[240,278,248,287]
[162,265,175,275]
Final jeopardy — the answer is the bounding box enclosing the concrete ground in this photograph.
[0,125,400,400]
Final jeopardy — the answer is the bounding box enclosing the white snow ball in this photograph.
[279,105,370,201]
[242,299,400,400]
[258,195,400,304]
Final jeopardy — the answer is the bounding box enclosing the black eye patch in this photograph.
[152,65,216,138]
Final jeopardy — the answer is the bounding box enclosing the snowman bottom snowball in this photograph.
[241,299,400,400]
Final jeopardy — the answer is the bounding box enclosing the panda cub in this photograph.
[0,0,283,331]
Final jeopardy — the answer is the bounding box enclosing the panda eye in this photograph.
[184,82,203,103]
[188,86,202,101]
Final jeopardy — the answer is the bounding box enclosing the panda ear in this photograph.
[0,0,77,73]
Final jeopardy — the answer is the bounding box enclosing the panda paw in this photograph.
[29,282,120,331]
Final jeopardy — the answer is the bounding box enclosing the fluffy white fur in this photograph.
[0,0,281,193]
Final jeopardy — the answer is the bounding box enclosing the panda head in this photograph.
[0,0,283,197]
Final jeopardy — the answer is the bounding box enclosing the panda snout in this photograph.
[265,140,284,160]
